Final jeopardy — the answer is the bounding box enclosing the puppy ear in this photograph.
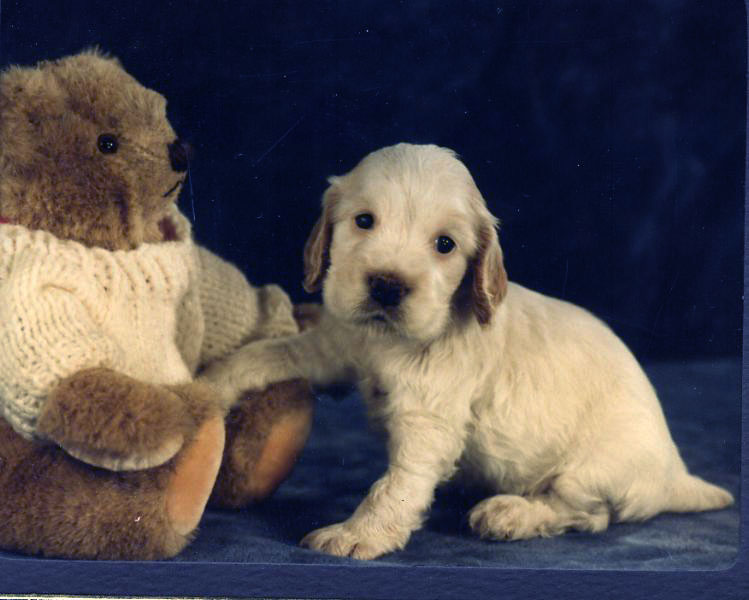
[303,178,340,293]
[471,218,508,325]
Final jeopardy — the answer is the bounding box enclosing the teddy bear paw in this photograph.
[62,433,185,471]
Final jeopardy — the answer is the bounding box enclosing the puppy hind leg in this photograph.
[468,478,610,541]
[548,472,611,533]
[469,494,559,540]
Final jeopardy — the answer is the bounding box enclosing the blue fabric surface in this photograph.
[174,358,740,570]
[0,359,739,570]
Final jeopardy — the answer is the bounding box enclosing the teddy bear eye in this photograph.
[97,133,119,154]
[355,213,375,229]
[436,235,456,254]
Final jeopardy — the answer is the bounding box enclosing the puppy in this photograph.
[202,143,733,559]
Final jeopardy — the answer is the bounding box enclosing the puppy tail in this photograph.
[666,473,734,513]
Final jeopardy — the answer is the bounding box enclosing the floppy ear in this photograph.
[471,217,508,325]
[303,178,340,293]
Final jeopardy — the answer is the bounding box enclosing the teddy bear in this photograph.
[0,49,315,560]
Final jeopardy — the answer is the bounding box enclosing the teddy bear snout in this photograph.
[168,139,192,173]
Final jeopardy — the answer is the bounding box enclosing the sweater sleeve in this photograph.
[0,249,123,439]
[194,246,299,368]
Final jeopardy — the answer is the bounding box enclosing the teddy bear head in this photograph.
[0,49,191,250]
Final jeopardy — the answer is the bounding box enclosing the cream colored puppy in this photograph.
[202,143,733,560]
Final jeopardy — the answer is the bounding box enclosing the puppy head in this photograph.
[304,143,507,342]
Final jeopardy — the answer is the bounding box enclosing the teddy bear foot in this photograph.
[210,379,314,508]
[0,416,220,560]
[245,402,312,500]
[165,415,225,535]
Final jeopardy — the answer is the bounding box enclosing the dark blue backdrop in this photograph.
[1,0,744,362]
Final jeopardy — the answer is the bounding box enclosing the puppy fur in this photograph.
[202,143,733,559]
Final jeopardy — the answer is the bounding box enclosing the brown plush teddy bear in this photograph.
[0,49,315,560]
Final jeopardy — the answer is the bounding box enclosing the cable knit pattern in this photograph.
[0,211,297,440]
[194,248,299,367]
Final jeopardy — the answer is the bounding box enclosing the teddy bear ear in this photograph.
[0,64,66,115]
[79,46,123,67]
[0,66,35,104]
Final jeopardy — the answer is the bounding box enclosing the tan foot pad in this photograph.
[166,416,225,536]
[248,411,313,500]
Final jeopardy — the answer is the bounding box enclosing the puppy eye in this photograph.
[355,213,375,229]
[97,133,119,154]
[436,235,456,254]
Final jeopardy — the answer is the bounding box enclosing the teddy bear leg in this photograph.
[165,414,225,534]
[209,379,314,508]
[0,414,224,559]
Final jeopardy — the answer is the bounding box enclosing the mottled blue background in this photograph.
[1,0,744,361]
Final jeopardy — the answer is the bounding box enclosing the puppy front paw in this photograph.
[300,521,408,560]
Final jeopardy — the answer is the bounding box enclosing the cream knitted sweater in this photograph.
[0,211,298,440]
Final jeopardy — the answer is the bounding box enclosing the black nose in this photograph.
[368,273,410,308]
[168,139,192,172]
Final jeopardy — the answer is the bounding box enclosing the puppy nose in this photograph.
[368,273,410,308]
[168,138,192,172]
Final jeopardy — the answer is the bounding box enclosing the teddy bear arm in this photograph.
[255,284,300,338]
[36,367,199,470]
[194,247,299,369]
[38,374,226,473]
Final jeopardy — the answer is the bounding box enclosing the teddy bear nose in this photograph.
[168,139,192,173]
